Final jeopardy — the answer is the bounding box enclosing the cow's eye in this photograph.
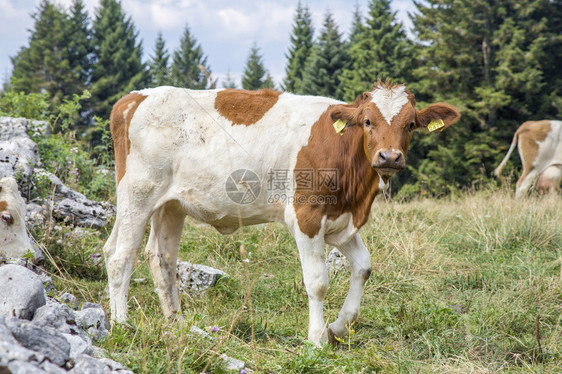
[408,122,415,132]
[364,118,371,127]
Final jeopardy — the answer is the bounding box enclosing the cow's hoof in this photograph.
[327,327,340,346]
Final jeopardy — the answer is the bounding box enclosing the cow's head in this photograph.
[331,81,460,177]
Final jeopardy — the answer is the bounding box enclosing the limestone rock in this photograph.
[0,264,46,320]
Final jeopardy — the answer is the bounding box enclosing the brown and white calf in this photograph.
[0,177,34,258]
[104,81,460,345]
[494,120,562,198]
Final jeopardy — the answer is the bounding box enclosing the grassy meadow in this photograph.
[36,189,562,373]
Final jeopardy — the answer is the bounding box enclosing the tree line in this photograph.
[3,0,562,197]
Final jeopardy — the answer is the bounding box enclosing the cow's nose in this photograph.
[378,151,402,164]
[372,149,405,171]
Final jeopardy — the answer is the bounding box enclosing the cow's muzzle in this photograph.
[371,149,406,175]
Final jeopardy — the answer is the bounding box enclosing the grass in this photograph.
[37,190,562,373]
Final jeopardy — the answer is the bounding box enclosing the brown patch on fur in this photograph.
[293,107,379,238]
[515,120,551,187]
[0,201,7,211]
[110,92,147,184]
[215,88,281,126]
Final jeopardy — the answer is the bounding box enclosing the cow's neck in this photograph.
[294,113,380,231]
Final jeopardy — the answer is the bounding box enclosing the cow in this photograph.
[104,80,460,345]
[494,120,562,198]
[0,176,35,259]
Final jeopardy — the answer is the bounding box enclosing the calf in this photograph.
[104,81,460,344]
[0,177,34,258]
[494,120,562,198]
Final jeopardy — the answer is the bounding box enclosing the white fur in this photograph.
[371,85,409,125]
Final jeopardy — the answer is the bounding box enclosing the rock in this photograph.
[5,359,49,373]
[59,293,78,310]
[326,248,349,273]
[0,117,42,182]
[63,333,93,358]
[0,177,36,259]
[0,117,115,229]
[32,303,85,339]
[0,264,46,320]
[40,360,68,374]
[6,318,70,367]
[177,261,227,292]
[219,353,246,372]
[75,307,108,341]
[47,172,115,229]
[69,354,112,373]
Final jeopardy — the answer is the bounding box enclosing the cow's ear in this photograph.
[415,103,460,130]
[330,104,363,128]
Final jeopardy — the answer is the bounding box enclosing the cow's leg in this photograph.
[145,200,186,322]
[515,169,539,198]
[328,234,371,341]
[103,180,154,325]
[289,220,329,345]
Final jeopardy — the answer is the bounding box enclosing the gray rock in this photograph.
[59,293,78,310]
[326,248,349,273]
[177,261,227,292]
[32,303,84,337]
[219,353,246,372]
[40,360,68,374]
[69,354,112,374]
[63,333,93,358]
[97,357,125,371]
[0,264,46,320]
[6,319,70,367]
[81,303,104,311]
[75,308,108,341]
[5,359,49,374]
[0,339,46,364]
[0,118,42,182]
[47,173,115,229]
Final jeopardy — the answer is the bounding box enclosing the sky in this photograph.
[0,0,415,89]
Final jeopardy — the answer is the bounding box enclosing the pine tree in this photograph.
[340,0,414,102]
[393,0,561,197]
[90,0,146,119]
[170,25,210,89]
[283,1,314,93]
[148,32,170,87]
[300,12,349,100]
[242,45,275,90]
[349,3,364,44]
[10,0,72,105]
[67,0,92,89]
[222,70,238,89]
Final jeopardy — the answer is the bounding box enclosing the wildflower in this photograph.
[212,325,219,333]
[241,370,246,374]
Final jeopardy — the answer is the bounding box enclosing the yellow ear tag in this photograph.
[333,119,347,135]
[428,119,445,132]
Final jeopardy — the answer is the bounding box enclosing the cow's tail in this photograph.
[493,130,519,179]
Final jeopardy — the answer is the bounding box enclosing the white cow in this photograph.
[104,81,460,345]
